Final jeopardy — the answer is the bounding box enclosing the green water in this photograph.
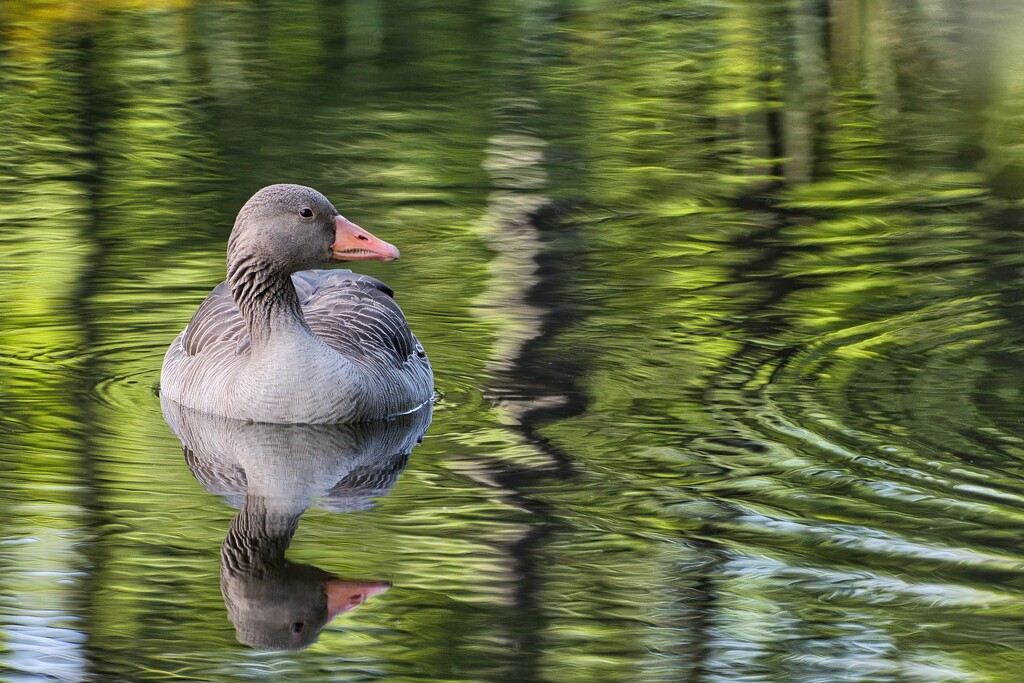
[3,1,1024,680]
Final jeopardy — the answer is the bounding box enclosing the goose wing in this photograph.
[180,271,423,366]
[180,281,249,356]
[294,270,424,367]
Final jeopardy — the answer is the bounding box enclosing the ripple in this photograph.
[681,296,1024,581]
[71,342,167,414]
[0,342,81,370]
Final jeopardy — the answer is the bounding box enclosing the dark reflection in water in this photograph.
[162,399,430,650]
[3,0,1024,681]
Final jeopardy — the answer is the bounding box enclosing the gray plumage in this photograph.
[160,184,433,423]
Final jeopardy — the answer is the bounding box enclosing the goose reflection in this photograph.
[162,396,431,650]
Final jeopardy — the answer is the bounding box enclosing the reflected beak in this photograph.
[331,215,400,262]
[325,579,391,621]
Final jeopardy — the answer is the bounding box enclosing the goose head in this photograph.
[228,184,399,272]
[222,559,391,650]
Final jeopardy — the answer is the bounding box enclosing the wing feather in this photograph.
[180,270,423,370]
[181,281,248,357]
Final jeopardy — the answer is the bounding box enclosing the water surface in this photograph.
[3,1,1024,681]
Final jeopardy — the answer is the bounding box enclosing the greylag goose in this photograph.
[160,184,433,423]
[162,396,430,649]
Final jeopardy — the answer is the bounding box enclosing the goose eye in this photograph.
[299,208,314,219]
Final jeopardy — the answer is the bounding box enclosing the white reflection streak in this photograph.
[1,529,88,682]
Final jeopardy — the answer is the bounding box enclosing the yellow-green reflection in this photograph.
[2,1,1024,681]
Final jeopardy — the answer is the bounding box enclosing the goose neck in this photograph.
[227,257,308,344]
[221,495,301,575]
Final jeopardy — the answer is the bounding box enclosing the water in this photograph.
[2,1,1024,680]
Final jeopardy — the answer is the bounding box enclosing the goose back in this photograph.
[161,269,433,423]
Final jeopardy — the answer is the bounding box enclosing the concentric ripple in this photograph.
[692,295,1024,579]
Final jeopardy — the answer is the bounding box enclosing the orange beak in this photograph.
[331,215,400,262]
[325,579,391,621]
